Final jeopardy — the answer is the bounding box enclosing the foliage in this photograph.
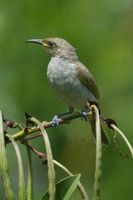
[0,106,132,199]
[0,1,133,199]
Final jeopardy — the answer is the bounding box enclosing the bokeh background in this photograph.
[0,0,133,199]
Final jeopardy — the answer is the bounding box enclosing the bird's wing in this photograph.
[77,62,100,101]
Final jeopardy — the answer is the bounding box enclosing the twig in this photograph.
[5,112,82,144]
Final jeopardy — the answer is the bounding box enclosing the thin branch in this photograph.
[5,112,82,144]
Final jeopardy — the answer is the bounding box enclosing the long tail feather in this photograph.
[89,114,109,145]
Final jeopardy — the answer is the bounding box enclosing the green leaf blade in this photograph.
[0,111,15,200]
[6,134,26,200]
[41,174,81,200]
[26,146,33,200]
[31,117,56,200]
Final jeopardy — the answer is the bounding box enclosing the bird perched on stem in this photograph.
[27,37,109,145]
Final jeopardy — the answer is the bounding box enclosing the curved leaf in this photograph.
[91,105,102,200]
[31,117,56,200]
[41,174,81,200]
[111,124,133,158]
[6,134,26,200]
[53,160,89,200]
[26,146,33,200]
[0,111,15,200]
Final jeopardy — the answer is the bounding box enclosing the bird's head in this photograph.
[27,37,78,60]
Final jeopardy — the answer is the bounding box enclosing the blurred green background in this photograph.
[0,0,133,199]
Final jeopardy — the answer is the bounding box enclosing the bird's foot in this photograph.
[81,111,88,121]
[52,115,61,127]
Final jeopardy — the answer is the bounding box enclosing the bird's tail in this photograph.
[89,114,109,145]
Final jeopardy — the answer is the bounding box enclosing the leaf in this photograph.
[41,174,81,200]
[26,146,33,200]
[0,111,15,200]
[90,105,102,200]
[53,160,89,200]
[31,117,56,200]
[111,124,133,158]
[6,134,26,200]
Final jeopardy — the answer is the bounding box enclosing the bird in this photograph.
[27,37,109,145]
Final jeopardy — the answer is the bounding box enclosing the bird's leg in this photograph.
[52,106,74,127]
[81,106,90,121]
[55,106,74,117]
[81,111,88,121]
[60,106,74,117]
[81,101,99,120]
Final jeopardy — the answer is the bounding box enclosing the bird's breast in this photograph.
[47,57,77,89]
[47,57,97,109]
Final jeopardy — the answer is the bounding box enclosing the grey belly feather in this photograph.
[47,57,97,109]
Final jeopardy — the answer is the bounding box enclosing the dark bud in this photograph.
[25,112,36,129]
[105,118,117,130]
[25,112,32,120]
[3,118,17,128]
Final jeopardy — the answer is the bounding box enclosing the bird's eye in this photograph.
[48,41,55,47]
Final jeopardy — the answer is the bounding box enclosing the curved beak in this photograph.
[27,39,43,45]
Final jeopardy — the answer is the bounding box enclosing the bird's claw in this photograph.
[81,111,88,121]
[52,115,61,127]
